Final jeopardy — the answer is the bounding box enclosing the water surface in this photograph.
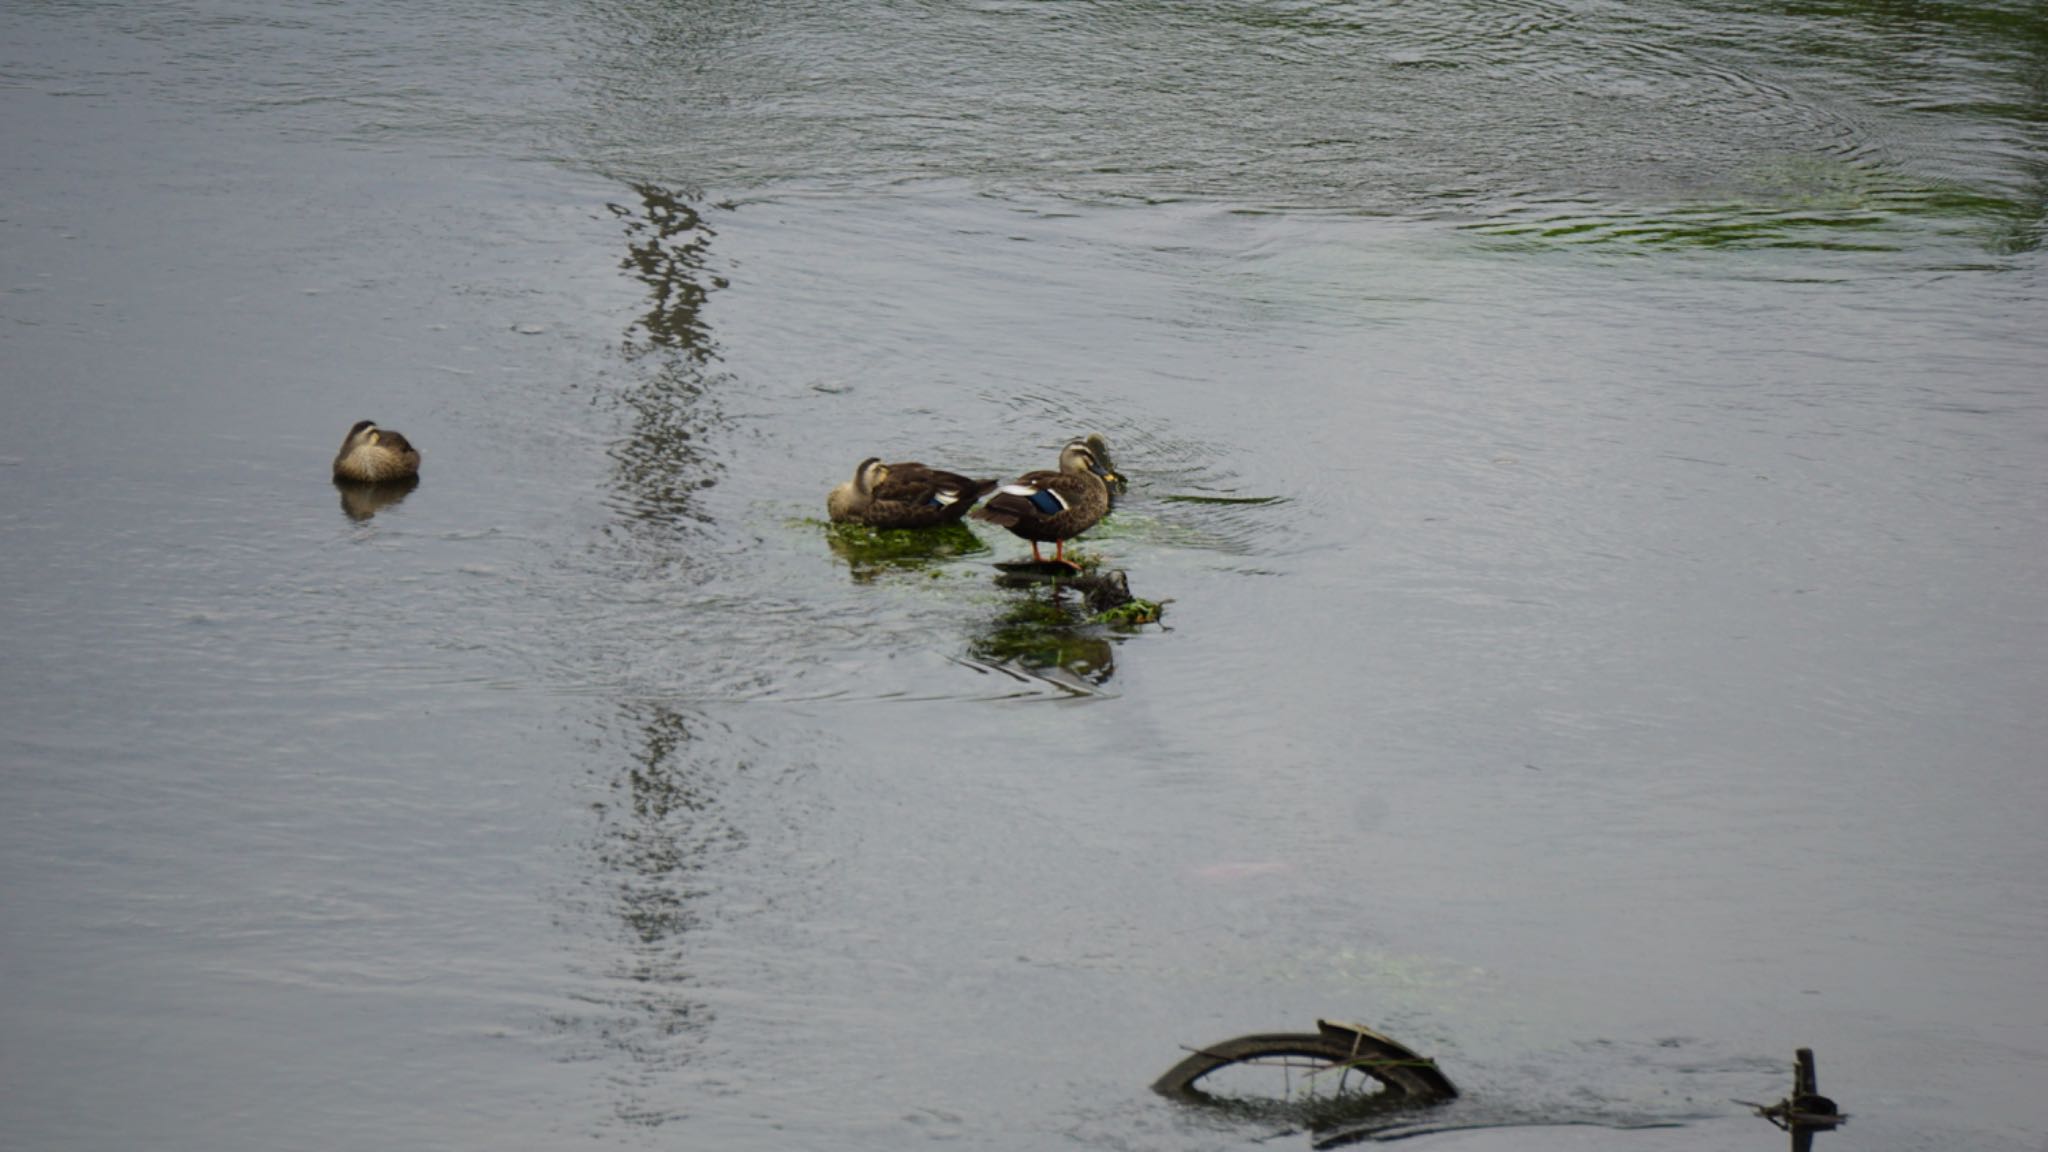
[3,2,2045,1150]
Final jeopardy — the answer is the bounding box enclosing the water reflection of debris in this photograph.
[993,563,1167,623]
[961,565,1166,694]
[962,588,1117,693]
[334,475,419,522]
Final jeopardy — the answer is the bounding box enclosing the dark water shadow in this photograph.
[548,704,735,1113]
[551,180,737,1123]
[334,475,419,522]
[1316,1117,1688,1147]
[602,182,729,543]
[1156,1070,1444,1144]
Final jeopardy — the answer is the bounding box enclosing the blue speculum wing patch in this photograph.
[1025,489,1066,515]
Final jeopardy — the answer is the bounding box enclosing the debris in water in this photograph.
[1734,1047,1845,1149]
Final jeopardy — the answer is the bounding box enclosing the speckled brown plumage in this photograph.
[827,457,997,528]
[332,420,421,483]
[970,441,1114,564]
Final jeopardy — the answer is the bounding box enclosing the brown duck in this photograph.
[332,420,421,483]
[827,457,998,529]
[970,439,1115,565]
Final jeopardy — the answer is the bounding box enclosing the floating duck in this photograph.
[827,457,998,529]
[971,439,1115,566]
[332,420,421,484]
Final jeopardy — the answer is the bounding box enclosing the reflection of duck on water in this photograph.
[332,420,421,484]
[337,475,419,521]
[827,457,998,529]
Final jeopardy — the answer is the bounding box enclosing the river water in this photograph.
[3,3,2044,1150]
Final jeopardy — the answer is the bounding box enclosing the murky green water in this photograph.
[4,2,2044,1150]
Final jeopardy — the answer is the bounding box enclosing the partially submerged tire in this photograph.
[1152,1020,1457,1105]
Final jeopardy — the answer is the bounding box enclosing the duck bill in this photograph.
[1096,468,1128,495]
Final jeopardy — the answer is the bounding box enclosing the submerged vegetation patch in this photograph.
[1160,493,1288,506]
[812,518,990,583]
[1464,202,1904,252]
[1091,597,1166,626]
[1461,155,2041,255]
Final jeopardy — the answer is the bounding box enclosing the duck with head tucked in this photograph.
[827,457,999,529]
[332,420,421,484]
[971,438,1118,566]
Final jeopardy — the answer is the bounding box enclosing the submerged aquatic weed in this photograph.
[1159,493,1287,506]
[809,517,990,583]
[1091,597,1166,626]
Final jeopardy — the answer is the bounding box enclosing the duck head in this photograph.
[342,420,380,450]
[853,456,889,495]
[1058,441,1102,476]
[1064,435,1126,495]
